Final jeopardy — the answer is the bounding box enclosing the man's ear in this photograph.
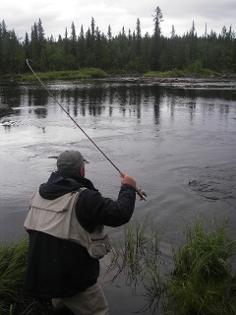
[80,166,85,177]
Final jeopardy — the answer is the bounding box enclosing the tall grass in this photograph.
[0,239,53,315]
[168,223,236,315]
[110,219,236,315]
[0,239,28,314]
[109,218,167,313]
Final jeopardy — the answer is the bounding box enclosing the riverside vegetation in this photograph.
[0,220,235,315]
[15,61,217,81]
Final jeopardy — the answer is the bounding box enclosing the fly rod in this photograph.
[26,59,147,200]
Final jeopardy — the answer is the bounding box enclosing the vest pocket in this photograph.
[89,235,111,259]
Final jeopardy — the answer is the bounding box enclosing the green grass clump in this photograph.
[0,239,54,315]
[144,69,185,78]
[0,239,28,314]
[21,67,108,81]
[168,223,236,315]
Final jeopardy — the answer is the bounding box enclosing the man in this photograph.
[24,150,136,315]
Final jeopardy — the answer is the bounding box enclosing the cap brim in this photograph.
[48,156,89,164]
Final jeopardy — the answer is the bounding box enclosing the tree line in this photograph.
[0,7,235,75]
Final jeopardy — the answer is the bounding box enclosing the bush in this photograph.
[184,61,216,77]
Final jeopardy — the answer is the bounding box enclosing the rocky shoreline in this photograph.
[100,76,236,90]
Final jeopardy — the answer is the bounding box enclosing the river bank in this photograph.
[101,76,236,90]
[1,74,236,93]
[1,66,236,87]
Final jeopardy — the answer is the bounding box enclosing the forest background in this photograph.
[0,7,235,76]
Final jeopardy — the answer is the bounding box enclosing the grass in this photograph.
[0,239,53,315]
[144,62,217,78]
[110,219,236,315]
[168,222,236,315]
[19,67,108,81]
[144,69,186,78]
[0,239,28,314]
[109,218,167,313]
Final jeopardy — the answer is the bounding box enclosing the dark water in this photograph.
[0,81,236,314]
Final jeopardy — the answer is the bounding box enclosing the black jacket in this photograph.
[24,172,136,298]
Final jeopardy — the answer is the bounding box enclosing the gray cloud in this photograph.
[0,0,235,38]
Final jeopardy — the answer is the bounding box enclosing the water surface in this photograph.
[0,81,236,313]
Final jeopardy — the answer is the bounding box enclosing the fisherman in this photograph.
[23,150,136,315]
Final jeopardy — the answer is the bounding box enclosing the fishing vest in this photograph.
[24,188,111,259]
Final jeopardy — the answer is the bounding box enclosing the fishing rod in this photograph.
[25,59,147,200]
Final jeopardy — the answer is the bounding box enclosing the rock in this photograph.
[0,103,13,117]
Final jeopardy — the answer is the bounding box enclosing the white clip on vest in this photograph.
[24,188,111,259]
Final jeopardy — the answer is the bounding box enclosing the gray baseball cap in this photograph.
[57,150,86,176]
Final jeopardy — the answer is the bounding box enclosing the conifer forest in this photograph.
[0,7,235,75]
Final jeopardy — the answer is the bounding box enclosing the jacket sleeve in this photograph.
[75,184,136,232]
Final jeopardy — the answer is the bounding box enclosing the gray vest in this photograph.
[24,189,111,259]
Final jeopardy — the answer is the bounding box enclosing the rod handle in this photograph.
[135,187,147,201]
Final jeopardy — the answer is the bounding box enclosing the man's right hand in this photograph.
[121,173,136,189]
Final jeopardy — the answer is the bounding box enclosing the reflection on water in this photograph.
[1,83,236,128]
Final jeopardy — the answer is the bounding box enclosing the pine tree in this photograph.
[151,6,163,70]
[153,6,163,38]
[136,18,141,40]
[70,22,77,59]
[171,25,176,39]
[107,25,112,41]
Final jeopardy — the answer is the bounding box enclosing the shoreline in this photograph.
[0,75,236,92]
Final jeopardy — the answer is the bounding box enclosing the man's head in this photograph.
[57,150,85,178]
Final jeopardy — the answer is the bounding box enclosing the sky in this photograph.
[0,0,236,40]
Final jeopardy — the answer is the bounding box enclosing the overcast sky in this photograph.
[1,0,236,40]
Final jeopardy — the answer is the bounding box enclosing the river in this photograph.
[0,80,236,314]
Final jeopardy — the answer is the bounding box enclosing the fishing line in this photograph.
[25,59,147,200]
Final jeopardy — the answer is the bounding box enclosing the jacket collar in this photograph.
[39,172,97,200]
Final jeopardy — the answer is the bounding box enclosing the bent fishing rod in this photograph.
[26,59,147,200]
